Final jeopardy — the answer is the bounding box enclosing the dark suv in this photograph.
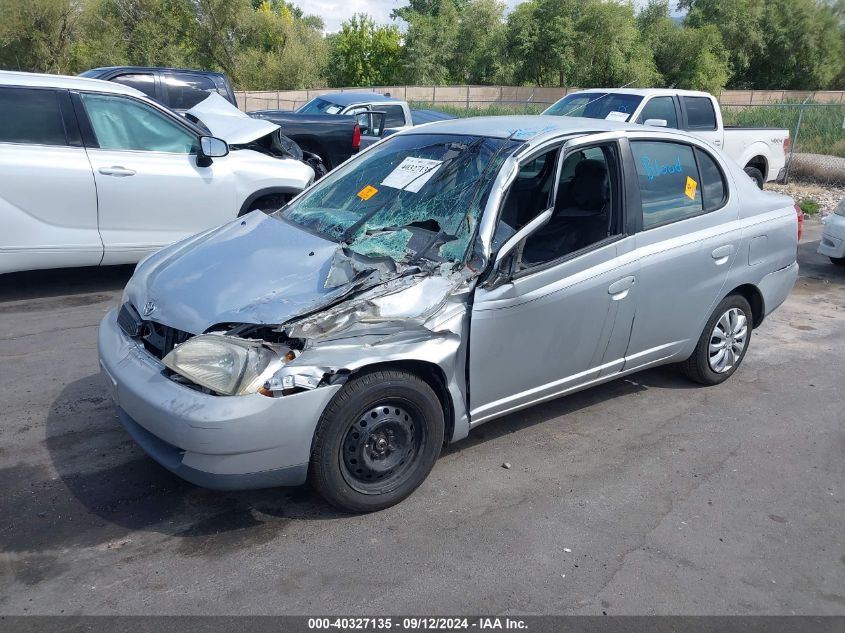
[80,66,238,112]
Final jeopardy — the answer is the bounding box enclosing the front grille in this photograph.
[140,320,192,360]
[117,302,143,337]
[118,302,192,360]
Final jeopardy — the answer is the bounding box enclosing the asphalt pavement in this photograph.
[0,221,842,615]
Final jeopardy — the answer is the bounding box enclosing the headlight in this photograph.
[162,334,280,396]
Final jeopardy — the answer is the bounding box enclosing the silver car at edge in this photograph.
[98,115,801,512]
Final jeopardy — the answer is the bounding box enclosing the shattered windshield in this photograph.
[277,133,522,264]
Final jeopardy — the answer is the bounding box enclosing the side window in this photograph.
[495,143,620,269]
[80,93,196,153]
[111,73,156,99]
[493,147,560,250]
[631,141,703,228]
[683,96,717,130]
[637,97,678,129]
[163,73,217,110]
[382,105,406,127]
[0,87,67,146]
[695,147,727,211]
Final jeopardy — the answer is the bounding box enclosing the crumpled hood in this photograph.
[187,92,279,145]
[125,213,344,334]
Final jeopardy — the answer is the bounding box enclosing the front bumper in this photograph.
[98,309,341,490]
[818,215,845,259]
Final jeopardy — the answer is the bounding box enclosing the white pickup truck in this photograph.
[544,88,790,188]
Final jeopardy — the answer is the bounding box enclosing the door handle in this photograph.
[608,275,636,300]
[98,166,136,177]
[711,245,734,265]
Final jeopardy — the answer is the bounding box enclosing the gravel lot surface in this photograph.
[766,179,844,215]
[0,222,842,616]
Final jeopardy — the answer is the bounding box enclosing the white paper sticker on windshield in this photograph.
[381,157,443,193]
[325,105,342,114]
[605,111,630,122]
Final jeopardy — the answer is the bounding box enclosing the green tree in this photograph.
[326,14,402,87]
[233,0,327,89]
[399,0,461,84]
[454,0,509,84]
[72,0,196,71]
[505,0,577,87]
[681,0,764,89]
[571,0,658,88]
[0,0,82,73]
[682,0,845,89]
[506,0,657,88]
[638,0,731,93]
[746,0,844,89]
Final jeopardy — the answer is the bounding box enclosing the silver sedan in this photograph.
[99,115,800,512]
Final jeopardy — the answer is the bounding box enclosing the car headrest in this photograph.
[570,159,609,212]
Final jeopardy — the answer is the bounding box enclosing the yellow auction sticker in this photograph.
[357,185,378,201]
[685,176,698,200]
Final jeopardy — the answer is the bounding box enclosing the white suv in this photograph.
[0,71,314,274]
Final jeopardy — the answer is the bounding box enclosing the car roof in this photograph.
[401,115,644,140]
[0,70,146,97]
[85,66,227,77]
[568,88,713,98]
[312,92,397,106]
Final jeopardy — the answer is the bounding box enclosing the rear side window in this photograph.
[163,73,217,110]
[631,141,703,228]
[684,96,717,130]
[111,73,156,99]
[637,96,678,129]
[381,105,406,127]
[0,87,67,146]
[695,148,727,211]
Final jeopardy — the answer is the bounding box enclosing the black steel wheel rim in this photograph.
[339,400,424,494]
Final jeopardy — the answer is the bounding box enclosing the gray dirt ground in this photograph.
[0,221,842,615]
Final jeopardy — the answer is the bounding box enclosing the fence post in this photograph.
[466,85,470,112]
[784,95,811,185]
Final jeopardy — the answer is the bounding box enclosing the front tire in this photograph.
[830,256,845,266]
[681,294,752,385]
[309,369,444,513]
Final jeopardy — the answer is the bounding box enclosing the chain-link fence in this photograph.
[721,101,845,183]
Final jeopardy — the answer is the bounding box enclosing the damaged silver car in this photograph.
[99,116,800,512]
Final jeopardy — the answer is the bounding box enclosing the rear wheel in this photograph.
[830,256,845,266]
[744,166,764,189]
[681,294,752,386]
[309,369,444,513]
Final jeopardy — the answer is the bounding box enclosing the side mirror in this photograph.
[487,209,553,284]
[643,118,668,128]
[197,136,228,167]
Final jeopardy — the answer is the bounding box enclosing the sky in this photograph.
[291,0,670,34]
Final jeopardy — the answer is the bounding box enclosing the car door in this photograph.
[623,136,739,370]
[468,137,639,425]
[0,86,101,273]
[345,104,386,148]
[75,91,236,265]
[680,95,723,150]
